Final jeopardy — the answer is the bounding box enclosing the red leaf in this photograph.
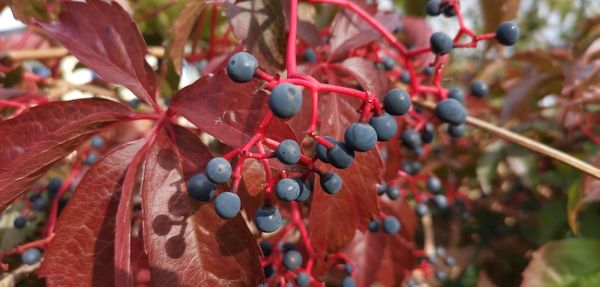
[169,71,297,147]
[0,99,131,212]
[401,17,433,63]
[329,10,401,62]
[339,57,390,98]
[39,140,144,287]
[37,0,158,105]
[344,231,387,286]
[168,1,206,74]
[308,94,382,252]
[141,130,263,286]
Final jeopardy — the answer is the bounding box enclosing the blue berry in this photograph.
[90,135,105,148]
[445,256,456,266]
[255,205,282,233]
[448,87,465,103]
[129,99,141,108]
[259,240,273,257]
[430,32,453,55]
[344,264,353,275]
[400,71,411,83]
[296,272,311,287]
[442,4,457,17]
[14,216,27,229]
[85,152,98,165]
[434,194,448,209]
[31,65,51,78]
[426,0,441,16]
[427,176,442,193]
[320,172,342,194]
[369,113,398,141]
[436,270,448,281]
[280,242,296,252]
[415,203,430,216]
[276,179,301,201]
[344,123,377,152]
[269,83,303,119]
[206,157,232,184]
[470,80,489,98]
[30,195,47,211]
[448,123,466,137]
[383,88,412,116]
[368,219,380,232]
[47,177,62,197]
[341,277,356,287]
[304,48,317,63]
[496,22,519,46]
[21,248,42,265]
[436,246,446,257]
[275,139,301,164]
[377,183,387,196]
[381,57,395,71]
[420,122,435,144]
[326,142,354,169]
[214,192,241,219]
[315,136,336,163]
[263,265,274,278]
[434,98,466,125]
[226,51,258,83]
[294,178,312,202]
[386,186,400,200]
[282,250,303,270]
[401,129,422,151]
[187,173,216,201]
[422,66,435,76]
[383,215,401,234]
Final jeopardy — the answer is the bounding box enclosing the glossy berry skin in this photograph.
[275,140,301,164]
[344,123,378,152]
[415,203,430,217]
[368,219,380,232]
[14,216,27,229]
[383,216,401,234]
[448,123,466,137]
[434,194,449,209]
[342,277,356,287]
[294,178,312,202]
[214,192,241,219]
[21,248,42,265]
[90,135,104,149]
[369,113,398,141]
[448,87,465,103]
[496,22,520,46]
[383,88,412,116]
[276,179,301,202]
[400,71,411,83]
[434,98,466,125]
[315,136,336,163]
[326,142,355,169]
[427,176,442,193]
[401,129,423,151]
[320,172,342,194]
[226,52,258,83]
[430,32,453,55]
[255,205,282,233]
[426,0,441,16]
[187,173,216,201]
[269,83,303,119]
[386,186,400,200]
[47,177,62,197]
[420,122,435,144]
[85,152,98,165]
[304,48,317,63]
[296,272,311,287]
[377,183,387,196]
[282,250,303,270]
[259,240,273,256]
[381,57,395,71]
[470,80,489,98]
[206,157,232,184]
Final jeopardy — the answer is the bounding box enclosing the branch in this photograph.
[0,262,40,287]
[413,98,600,180]
[0,46,165,62]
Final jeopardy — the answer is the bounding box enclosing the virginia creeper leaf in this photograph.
[0,99,131,212]
[37,0,158,105]
[39,140,143,287]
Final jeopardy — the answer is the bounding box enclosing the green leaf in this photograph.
[522,238,600,287]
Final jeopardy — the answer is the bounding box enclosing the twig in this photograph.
[0,262,40,287]
[413,98,600,180]
[421,214,436,259]
[1,46,165,62]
